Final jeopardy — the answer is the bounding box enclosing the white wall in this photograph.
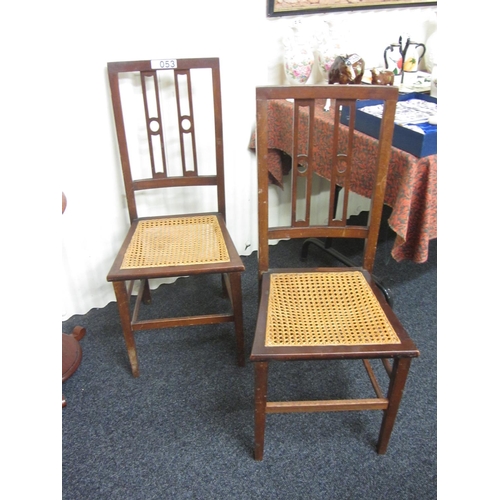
[2,1,437,321]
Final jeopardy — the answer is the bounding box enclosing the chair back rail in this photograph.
[256,84,398,276]
[108,58,226,222]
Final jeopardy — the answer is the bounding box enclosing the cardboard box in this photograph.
[340,92,437,158]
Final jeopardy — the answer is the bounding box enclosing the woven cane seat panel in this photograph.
[120,215,230,269]
[265,271,400,347]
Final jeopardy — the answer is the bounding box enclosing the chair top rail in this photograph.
[256,84,398,101]
[108,58,220,75]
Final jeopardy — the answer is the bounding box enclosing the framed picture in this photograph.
[267,0,437,17]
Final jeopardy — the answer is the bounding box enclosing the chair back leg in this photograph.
[254,361,269,460]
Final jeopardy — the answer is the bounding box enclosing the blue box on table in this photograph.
[340,92,437,158]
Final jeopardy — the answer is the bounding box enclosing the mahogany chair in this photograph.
[107,58,245,377]
[251,84,419,459]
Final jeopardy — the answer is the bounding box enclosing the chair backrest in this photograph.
[108,58,226,222]
[255,84,398,277]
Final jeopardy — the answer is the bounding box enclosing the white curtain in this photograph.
[58,2,437,320]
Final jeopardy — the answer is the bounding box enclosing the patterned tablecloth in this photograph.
[249,99,437,263]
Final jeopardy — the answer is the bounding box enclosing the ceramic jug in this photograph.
[403,42,426,72]
[384,40,426,74]
[384,43,402,74]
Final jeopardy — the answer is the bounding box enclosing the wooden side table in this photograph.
[62,192,86,407]
[62,327,86,407]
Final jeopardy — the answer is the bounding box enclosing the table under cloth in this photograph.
[248,99,437,263]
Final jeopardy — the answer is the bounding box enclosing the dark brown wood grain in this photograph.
[251,84,419,460]
[106,58,245,377]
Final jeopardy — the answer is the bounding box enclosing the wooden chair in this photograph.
[107,58,245,377]
[251,84,419,459]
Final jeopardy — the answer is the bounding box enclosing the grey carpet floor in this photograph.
[62,215,437,500]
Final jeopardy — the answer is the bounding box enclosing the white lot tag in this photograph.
[151,59,177,70]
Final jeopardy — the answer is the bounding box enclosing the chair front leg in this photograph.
[377,356,412,454]
[228,272,245,367]
[254,361,269,460]
[113,281,140,377]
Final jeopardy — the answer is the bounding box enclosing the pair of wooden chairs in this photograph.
[106,58,419,460]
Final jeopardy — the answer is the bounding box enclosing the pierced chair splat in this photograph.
[106,58,245,377]
[251,84,419,460]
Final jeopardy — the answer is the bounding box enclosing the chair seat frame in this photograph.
[251,267,418,460]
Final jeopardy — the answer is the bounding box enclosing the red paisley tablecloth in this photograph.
[249,99,437,263]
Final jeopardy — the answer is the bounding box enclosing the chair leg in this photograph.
[228,272,245,367]
[377,357,412,454]
[221,274,229,298]
[112,281,140,377]
[254,361,268,460]
[142,279,152,304]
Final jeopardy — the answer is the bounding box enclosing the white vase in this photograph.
[283,25,314,85]
[424,31,437,72]
[424,9,437,72]
[430,64,437,97]
[316,22,342,84]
